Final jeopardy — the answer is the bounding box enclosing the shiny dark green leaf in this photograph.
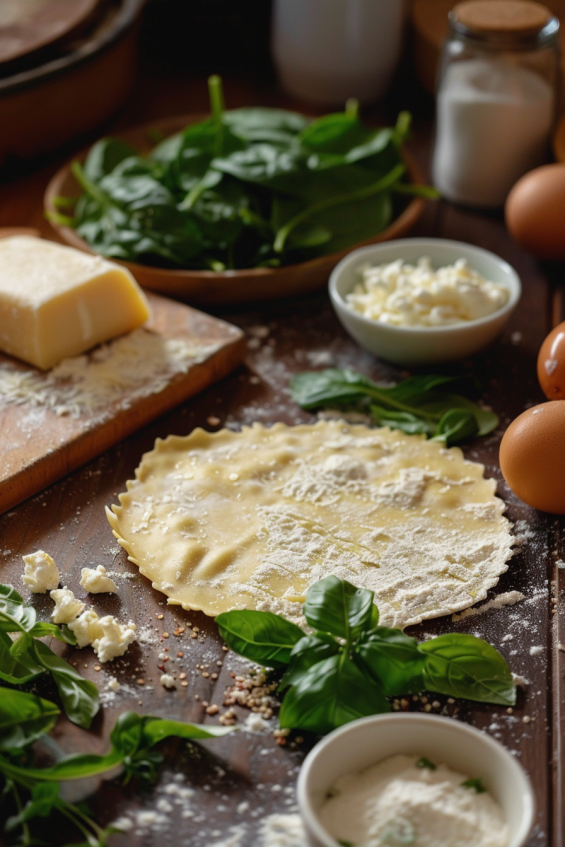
[0,690,59,751]
[32,642,100,729]
[304,576,375,641]
[356,627,425,696]
[420,634,516,706]
[279,654,389,733]
[216,610,304,668]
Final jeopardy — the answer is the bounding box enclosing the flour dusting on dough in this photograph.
[107,421,514,629]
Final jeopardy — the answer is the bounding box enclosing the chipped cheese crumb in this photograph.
[80,565,118,594]
[91,616,136,663]
[68,608,104,647]
[22,550,60,593]
[50,587,85,623]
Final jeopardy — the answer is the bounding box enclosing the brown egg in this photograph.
[505,164,565,261]
[499,401,565,513]
[538,321,565,400]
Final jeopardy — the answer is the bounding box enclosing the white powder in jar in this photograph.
[319,754,509,847]
[346,257,508,327]
[432,59,553,208]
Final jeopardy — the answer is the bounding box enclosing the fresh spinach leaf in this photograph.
[433,408,478,443]
[420,633,516,706]
[83,138,137,183]
[67,76,424,270]
[290,369,498,445]
[303,576,376,642]
[216,610,303,668]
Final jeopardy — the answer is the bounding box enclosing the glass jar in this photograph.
[431,0,560,208]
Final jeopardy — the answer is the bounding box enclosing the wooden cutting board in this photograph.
[0,291,246,515]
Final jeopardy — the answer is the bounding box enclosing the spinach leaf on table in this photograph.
[290,368,498,445]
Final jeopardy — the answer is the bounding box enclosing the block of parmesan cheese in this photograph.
[0,237,151,370]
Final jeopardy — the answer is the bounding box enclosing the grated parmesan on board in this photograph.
[0,328,221,418]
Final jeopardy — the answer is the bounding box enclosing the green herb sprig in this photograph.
[216,577,515,735]
[0,690,232,847]
[290,369,498,445]
[54,76,436,271]
[0,584,98,729]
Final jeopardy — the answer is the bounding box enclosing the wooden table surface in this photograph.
[0,58,563,847]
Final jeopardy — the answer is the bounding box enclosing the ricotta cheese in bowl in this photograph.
[346,257,509,328]
[328,238,521,366]
[318,753,508,847]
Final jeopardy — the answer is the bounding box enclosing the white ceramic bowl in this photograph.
[297,713,534,847]
[328,238,521,366]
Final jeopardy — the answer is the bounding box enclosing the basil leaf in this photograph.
[279,654,389,734]
[419,634,516,706]
[32,641,100,729]
[0,689,60,751]
[416,757,437,770]
[461,777,487,793]
[0,630,43,684]
[0,583,36,632]
[29,622,77,646]
[279,633,340,692]
[215,610,304,668]
[141,717,234,746]
[5,782,60,830]
[304,576,375,641]
[356,627,425,696]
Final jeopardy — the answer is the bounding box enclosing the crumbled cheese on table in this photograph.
[80,565,117,593]
[50,587,85,623]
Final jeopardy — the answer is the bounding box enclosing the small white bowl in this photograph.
[328,238,521,366]
[297,713,534,847]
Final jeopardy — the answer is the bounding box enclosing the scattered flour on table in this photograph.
[452,590,525,621]
[0,329,220,418]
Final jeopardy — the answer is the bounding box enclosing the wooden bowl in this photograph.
[45,115,427,306]
[0,0,144,167]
